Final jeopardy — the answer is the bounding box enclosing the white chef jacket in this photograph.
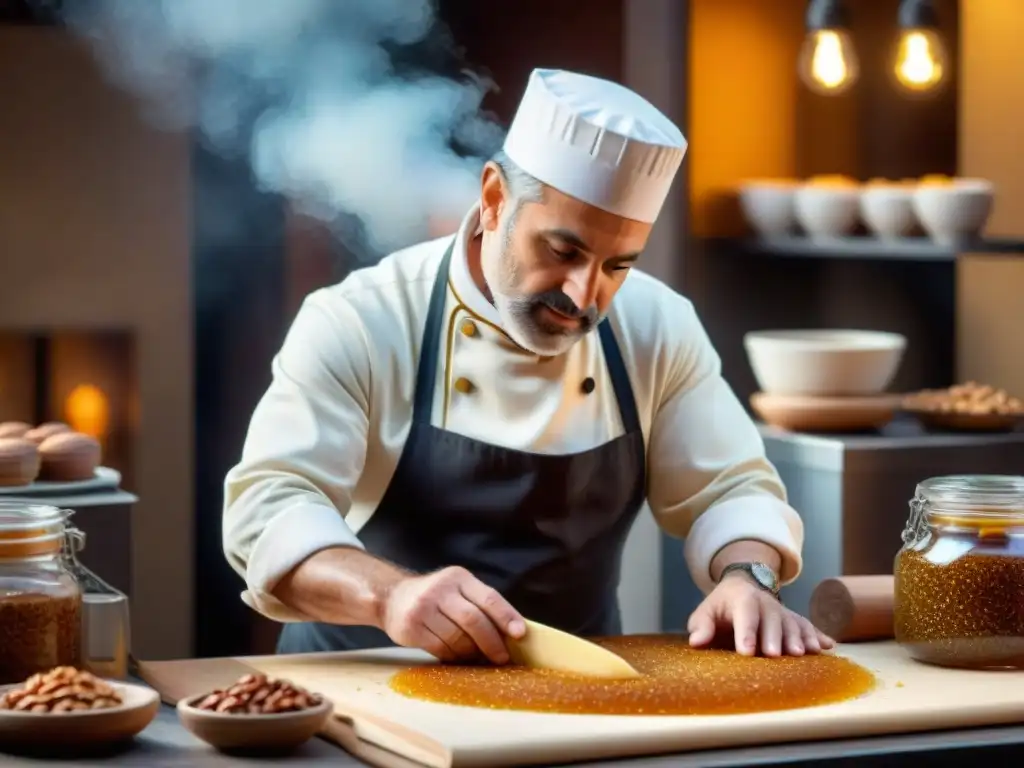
[223,207,805,623]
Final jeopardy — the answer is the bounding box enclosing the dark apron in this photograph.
[277,240,646,653]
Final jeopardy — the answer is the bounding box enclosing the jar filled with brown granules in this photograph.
[895,475,1024,670]
[0,501,82,684]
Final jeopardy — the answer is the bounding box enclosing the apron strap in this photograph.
[411,236,643,438]
[411,238,456,425]
[598,319,642,436]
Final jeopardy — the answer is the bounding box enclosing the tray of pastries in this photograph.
[0,421,120,495]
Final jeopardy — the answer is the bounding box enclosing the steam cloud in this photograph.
[51,0,504,256]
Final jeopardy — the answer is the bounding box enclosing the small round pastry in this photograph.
[37,431,101,482]
[0,421,32,439]
[0,438,41,486]
[24,421,72,445]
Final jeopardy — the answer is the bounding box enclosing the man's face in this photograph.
[477,164,653,356]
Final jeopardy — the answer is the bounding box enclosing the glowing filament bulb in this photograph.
[812,31,847,89]
[799,29,859,95]
[894,29,946,91]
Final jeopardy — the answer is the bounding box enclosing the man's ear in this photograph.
[479,162,507,232]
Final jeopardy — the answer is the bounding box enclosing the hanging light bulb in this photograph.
[894,0,948,93]
[64,383,110,440]
[798,0,859,96]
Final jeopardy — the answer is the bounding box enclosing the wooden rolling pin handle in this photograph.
[809,575,895,643]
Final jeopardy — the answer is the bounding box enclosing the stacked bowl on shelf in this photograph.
[745,329,907,433]
[745,334,1024,434]
[738,175,994,244]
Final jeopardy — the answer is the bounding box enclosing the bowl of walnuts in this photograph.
[902,382,1024,431]
[177,673,332,752]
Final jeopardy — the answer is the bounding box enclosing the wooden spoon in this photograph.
[505,620,641,679]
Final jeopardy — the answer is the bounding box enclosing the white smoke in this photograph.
[54,0,504,255]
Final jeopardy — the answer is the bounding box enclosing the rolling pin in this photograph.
[809,575,895,642]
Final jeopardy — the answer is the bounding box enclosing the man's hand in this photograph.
[687,572,834,657]
[382,566,526,665]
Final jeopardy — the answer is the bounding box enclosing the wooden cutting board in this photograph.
[138,640,1024,768]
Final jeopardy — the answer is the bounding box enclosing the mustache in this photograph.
[531,290,600,326]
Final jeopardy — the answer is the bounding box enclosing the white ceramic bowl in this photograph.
[744,329,907,396]
[860,185,918,240]
[912,179,994,245]
[794,184,861,240]
[738,181,797,237]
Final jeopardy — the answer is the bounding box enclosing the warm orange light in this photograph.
[64,383,110,439]
[894,29,947,92]
[798,29,859,95]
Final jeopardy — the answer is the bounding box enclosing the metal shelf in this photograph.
[703,236,1024,262]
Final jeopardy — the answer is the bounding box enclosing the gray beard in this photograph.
[492,255,601,356]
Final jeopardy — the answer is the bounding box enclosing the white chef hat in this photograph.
[502,68,687,224]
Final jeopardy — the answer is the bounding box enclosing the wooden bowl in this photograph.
[751,392,901,432]
[177,693,333,752]
[0,680,159,749]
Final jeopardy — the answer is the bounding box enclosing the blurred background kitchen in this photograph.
[1,0,1022,663]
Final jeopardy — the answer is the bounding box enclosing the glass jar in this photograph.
[0,501,83,684]
[894,475,1024,669]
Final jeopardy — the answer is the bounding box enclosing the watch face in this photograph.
[750,563,778,590]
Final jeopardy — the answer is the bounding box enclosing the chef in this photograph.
[223,68,833,663]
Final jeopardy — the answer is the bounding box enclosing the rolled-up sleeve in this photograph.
[223,293,371,622]
[646,302,804,595]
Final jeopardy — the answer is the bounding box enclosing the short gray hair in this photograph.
[489,150,544,214]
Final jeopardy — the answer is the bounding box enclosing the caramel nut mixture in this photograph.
[194,674,322,715]
[905,382,1024,416]
[0,666,123,713]
[896,543,1024,669]
[0,592,81,685]
[390,635,877,715]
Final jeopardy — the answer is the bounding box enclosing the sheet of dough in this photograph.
[239,641,1024,767]
[138,641,1024,768]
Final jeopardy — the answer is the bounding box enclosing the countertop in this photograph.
[2,700,1023,766]
[756,417,1024,471]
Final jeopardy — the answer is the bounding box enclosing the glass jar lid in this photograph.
[916,475,1024,522]
[0,502,72,557]
[0,501,71,533]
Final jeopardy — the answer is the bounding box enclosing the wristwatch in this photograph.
[718,561,781,599]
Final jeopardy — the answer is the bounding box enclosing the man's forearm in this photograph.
[272,546,411,627]
[710,539,782,583]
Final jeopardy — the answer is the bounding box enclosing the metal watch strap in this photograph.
[719,561,781,599]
